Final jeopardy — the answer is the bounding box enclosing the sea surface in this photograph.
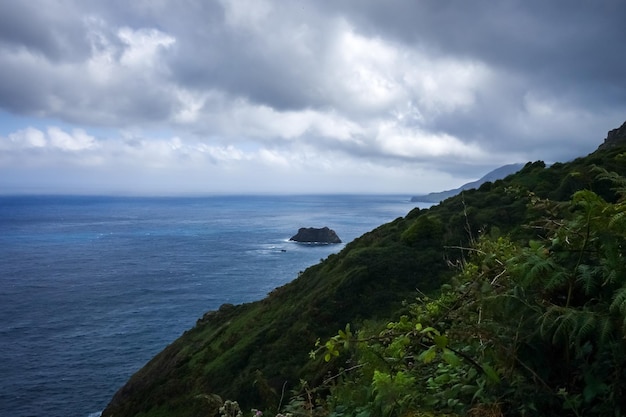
[0,195,427,417]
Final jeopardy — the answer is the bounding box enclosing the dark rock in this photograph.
[289,227,341,244]
[598,120,626,150]
[197,303,236,325]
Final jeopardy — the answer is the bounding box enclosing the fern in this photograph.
[538,306,560,339]
[610,287,626,316]
[575,264,597,295]
[575,310,597,341]
[519,246,559,288]
[539,306,600,348]
[597,314,614,344]
[551,309,578,345]
[594,166,626,197]
[544,268,570,293]
[608,209,626,229]
[600,243,623,287]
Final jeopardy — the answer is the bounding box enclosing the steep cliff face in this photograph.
[599,120,626,149]
[102,121,626,417]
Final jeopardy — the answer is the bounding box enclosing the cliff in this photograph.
[598,119,626,149]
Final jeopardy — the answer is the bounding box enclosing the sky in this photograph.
[0,1,625,195]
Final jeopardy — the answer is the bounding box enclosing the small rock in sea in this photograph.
[289,227,341,244]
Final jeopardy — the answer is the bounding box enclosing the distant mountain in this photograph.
[410,163,525,203]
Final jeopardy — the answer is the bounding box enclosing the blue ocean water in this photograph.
[0,195,425,417]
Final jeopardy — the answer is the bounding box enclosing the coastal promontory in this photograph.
[101,120,626,417]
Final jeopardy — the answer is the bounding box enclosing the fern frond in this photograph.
[600,261,620,288]
[538,306,559,339]
[551,311,577,345]
[544,269,569,293]
[575,264,597,295]
[538,306,570,343]
[608,210,626,230]
[594,166,626,198]
[522,254,558,288]
[610,287,626,316]
[597,315,614,344]
[575,311,597,341]
[539,306,598,346]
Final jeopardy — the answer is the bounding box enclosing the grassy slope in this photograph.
[102,132,626,417]
[102,215,452,416]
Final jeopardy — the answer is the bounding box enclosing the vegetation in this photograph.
[314,169,626,416]
[102,126,626,417]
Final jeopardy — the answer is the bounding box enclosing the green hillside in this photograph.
[102,121,626,417]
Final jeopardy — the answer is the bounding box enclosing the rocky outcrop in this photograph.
[289,227,341,243]
[598,120,626,150]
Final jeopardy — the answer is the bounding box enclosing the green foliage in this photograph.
[313,168,626,416]
[102,135,626,417]
[401,215,444,247]
[315,284,504,416]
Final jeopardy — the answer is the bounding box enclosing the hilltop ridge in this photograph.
[410,163,524,203]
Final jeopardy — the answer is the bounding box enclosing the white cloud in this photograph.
[48,127,98,151]
[329,25,404,112]
[117,27,175,69]
[196,95,365,144]
[0,124,461,194]
[84,17,117,84]
[373,121,486,160]
[6,127,47,149]
[404,56,489,116]
[257,148,290,167]
[322,23,491,120]
[3,127,98,152]
[172,88,208,123]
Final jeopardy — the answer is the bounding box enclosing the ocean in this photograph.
[0,195,425,417]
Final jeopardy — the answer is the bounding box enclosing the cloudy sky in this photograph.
[1,1,625,195]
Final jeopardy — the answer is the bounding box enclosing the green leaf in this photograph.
[442,348,461,366]
[420,326,440,336]
[434,373,451,384]
[433,334,448,349]
[418,345,437,363]
[481,363,500,384]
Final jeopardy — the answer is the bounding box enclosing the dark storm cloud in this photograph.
[0,2,92,61]
[331,0,626,85]
[325,0,626,153]
[158,1,337,111]
[1,0,625,194]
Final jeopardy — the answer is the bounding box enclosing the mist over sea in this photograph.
[0,195,427,417]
